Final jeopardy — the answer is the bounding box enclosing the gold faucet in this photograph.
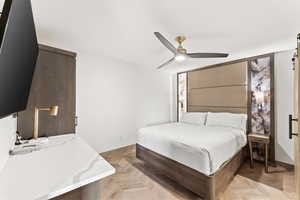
[33,106,59,139]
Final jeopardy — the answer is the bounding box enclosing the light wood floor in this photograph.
[100,145,296,200]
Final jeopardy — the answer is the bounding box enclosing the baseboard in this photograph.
[100,144,135,155]
[276,160,294,171]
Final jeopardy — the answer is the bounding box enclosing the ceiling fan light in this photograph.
[175,54,187,62]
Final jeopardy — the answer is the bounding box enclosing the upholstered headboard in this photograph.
[187,61,249,114]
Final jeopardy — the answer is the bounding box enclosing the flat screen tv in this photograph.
[0,0,39,118]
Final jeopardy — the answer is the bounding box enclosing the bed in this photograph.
[136,112,248,200]
[137,62,249,200]
[137,122,247,176]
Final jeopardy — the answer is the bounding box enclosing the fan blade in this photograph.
[154,32,177,54]
[187,53,229,58]
[157,58,175,69]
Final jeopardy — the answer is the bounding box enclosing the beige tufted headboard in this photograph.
[187,61,249,114]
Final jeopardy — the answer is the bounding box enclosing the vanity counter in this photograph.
[0,134,115,200]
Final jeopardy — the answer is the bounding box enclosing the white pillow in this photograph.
[0,116,16,172]
[206,112,247,131]
[180,112,207,125]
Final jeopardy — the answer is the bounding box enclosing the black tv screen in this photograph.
[0,0,38,118]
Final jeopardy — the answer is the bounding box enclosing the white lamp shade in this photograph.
[255,91,264,104]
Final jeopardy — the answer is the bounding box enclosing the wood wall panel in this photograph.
[189,86,248,108]
[188,62,248,89]
[188,106,247,114]
[187,61,248,114]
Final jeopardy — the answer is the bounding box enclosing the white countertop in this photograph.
[0,134,115,200]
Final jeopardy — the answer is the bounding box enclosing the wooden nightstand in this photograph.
[248,133,270,173]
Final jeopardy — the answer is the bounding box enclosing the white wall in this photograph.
[170,73,178,122]
[275,50,295,164]
[0,116,16,171]
[76,53,171,153]
[135,68,172,128]
[76,54,137,153]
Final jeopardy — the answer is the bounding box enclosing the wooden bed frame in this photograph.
[136,144,245,200]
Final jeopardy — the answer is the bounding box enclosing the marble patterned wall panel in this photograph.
[250,56,271,134]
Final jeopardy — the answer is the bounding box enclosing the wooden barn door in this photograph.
[293,34,300,200]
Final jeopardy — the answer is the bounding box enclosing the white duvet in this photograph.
[137,122,247,175]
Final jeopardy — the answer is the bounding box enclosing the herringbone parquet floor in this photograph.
[100,145,296,200]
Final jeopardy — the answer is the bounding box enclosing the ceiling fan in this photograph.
[154,32,229,69]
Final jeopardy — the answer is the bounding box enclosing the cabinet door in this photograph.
[17,45,76,139]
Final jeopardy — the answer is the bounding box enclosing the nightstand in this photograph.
[248,133,270,173]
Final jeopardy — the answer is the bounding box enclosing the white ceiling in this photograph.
[3,0,300,72]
